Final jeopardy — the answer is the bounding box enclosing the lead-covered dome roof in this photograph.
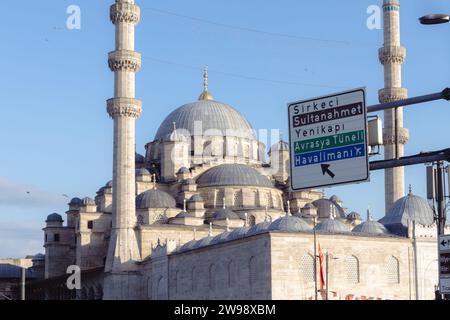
[268,216,312,232]
[154,100,256,141]
[315,218,349,233]
[352,220,389,235]
[312,199,346,219]
[379,193,434,227]
[136,189,177,209]
[197,164,273,188]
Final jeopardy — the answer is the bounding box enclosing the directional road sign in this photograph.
[288,88,370,190]
[440,235,450,294]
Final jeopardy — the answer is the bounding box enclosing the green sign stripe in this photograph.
[294,130,365,155]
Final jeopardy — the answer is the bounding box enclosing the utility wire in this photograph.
[141,55,347,89]
[141,6,376,47]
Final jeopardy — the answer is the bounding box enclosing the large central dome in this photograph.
[154,100,256,140]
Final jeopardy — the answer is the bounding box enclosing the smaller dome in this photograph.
[268,216,312,232]
[268,140,289,154]
[352,221,389,235]
[226,226,250,241]
[96,187,106,195]
[46,213,63,223]
[247,221,271,236]
[330,195,342,203]
[303,203,316,209]
[82,197,96,206]
[105,181,113,188]
[315,218,349,233]
[192,236,214,249]
[69,197,82,205]
[197,164,273,188]
[136,168,151,176]
[135,153,145,163]
[210,231,232,245]
[136,189,177,209]
[347,212,362,220]
[212,208,240,220]
[32,253,45,261]
[162,130,189,143]
[177,167,190,174]
[189,195,204,203]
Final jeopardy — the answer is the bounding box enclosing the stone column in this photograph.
[104,0,143,300]
[379,0,409,213]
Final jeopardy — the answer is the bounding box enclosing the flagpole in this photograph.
[313,216,318,300]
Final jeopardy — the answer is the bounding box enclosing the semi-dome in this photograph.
[247,221,271,236]
[211,208,240,220]
[180,239,198,252]
[136,189,177,209]
[353,220,389,235]
[315,218,349,233]
[379,192,434,227]
[312,199,346,219]
[226,226,250,241]
[197,164,273,188]
[268,216,312,232]
[46,213,63,223]
[154,99,256,141]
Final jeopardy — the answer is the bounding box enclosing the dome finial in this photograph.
[152,174,157,190]
[223,197,226,210]
[409,184,413,195]
[198,65,214,101]
[367,206,373,222]
[286,200,291,217]
[209,222,213,237]
[244,212,249,227]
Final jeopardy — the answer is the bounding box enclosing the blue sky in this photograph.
[0,0,448,257]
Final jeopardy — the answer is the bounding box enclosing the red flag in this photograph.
[318,243,326,300]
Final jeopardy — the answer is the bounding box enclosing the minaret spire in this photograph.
[198,65,214,101]
[104,0,143,300]
[379,0,409,214]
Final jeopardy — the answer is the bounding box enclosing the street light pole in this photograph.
[313,216,318,301]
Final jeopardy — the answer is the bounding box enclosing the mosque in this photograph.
[25,0,444,300]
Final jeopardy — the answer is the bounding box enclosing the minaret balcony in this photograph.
[110,2,140,25]
[107,97,142,119]
[378,87,408,103]
[108,50,141,72]
[378,46,406,64]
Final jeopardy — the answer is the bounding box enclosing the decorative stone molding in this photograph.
[378,46,406,64]
[383,127,409,145]
[378,87,408,103]
[110,3,140,25]
[107,97,142,119]
[108,50,141,72]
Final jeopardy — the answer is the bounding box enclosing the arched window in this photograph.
[191,267,197,292]
[345,255,360,284]
[301,254,315,283]
[216,190,225,208]
[137,214,144,225]
[267,193,273,208]
[156,276,165,300]
[249,257,258,294]
[209,264,216,290]
[249,215,256,227]
[228,260,236,287]
[234,190,243,207]
[386,256,400,284]
[254,190,260,207]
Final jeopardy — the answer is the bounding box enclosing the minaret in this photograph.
[104,0,142,300]
[379,0,409,213]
